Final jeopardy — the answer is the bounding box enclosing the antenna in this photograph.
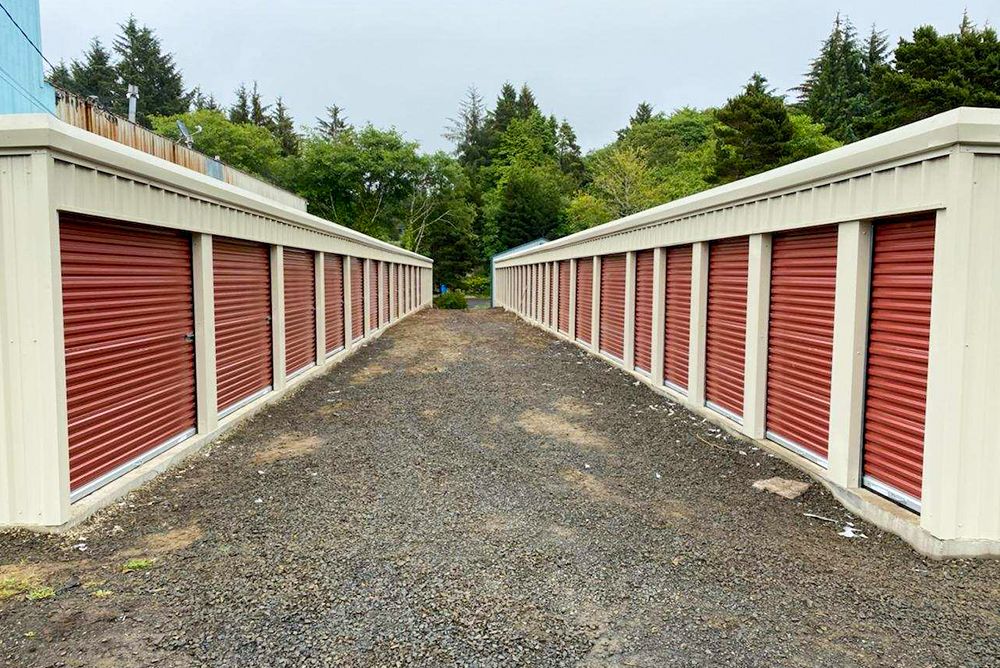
[176,120,203,148]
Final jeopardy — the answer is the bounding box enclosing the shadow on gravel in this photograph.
[1,309,998,667]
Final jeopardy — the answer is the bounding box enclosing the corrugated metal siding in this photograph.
[351,257,364,340]
[283,248,316,375]
[664,245,692,390]
[599,254,626,359]
[60,216,196,494]
[766,226,838,463]
[213,237,273,414]
[549,263,556,328]
[705,237,749,420]
[634,250,654,373]
[575,258,593,343]
[379,262,389,326]
[558,261,570,333]
[390,263,398,320]
[535,264,543,320]
[862,218,935,510]
[324,253,345,353]
[369,261,379,329]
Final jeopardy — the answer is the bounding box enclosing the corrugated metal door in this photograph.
[634,250,654,373]
[213,237,272,417]
[351,257,364,340]
[664,245,692,391]
[862,218,935,511]
[705,237,749,421]
[575,258,593,343]
[558,261,570,333]
[549,263,557,328]
[283,248,316,376]
[324,253,345,354]
[765,226,838,464]
[390,263,398,320]
[379,262,388,326]
[60,216,196,497]
[599,254,626,360]
[369,261,379,329]
[534,264,542,320]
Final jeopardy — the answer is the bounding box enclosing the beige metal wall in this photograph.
[496,108,1000,557]
[0,115,432,528]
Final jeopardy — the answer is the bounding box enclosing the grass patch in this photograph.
[26,586,54,601]
[0,577,30,600]
[92,589,113,599]
[122,558,155,573]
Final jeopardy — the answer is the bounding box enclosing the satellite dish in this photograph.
[176,120,203,148]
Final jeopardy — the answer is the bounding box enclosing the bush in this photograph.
[461,274,490,297]
[434,290,468,309]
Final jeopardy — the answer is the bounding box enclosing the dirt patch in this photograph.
[350,362,389,384]
[420,407,440,419]
[117,525,203,560]
[518,409,610,450]
[560,469,626,504]
[252,433,322,465]
[319,399,353,418]
[552,396,593,418]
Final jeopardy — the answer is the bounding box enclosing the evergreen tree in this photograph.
[271,97,299,156]
[713,73,794,183]
[490,83,519,135]
[630,102,654,126]
[190,88,220,112]
[112,16,188,126]
[444,86,490,170]
[516,84,538,119]
[861,23,890,79]
[229,84,251,124]
[556,120,585,185]
[249,82,272,128]
[69,38,117,104]
[47,61,77,94]
[795,14,866,142]
[316,104,348,139]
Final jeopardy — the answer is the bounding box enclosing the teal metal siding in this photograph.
[0,0,56,114]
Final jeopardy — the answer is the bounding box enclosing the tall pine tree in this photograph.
[68,38,117,104]
[316,104,348,139]
[229,84,251,124]
[271,97,299,156]
[713,73,794,183]
[796,14,867,142]
[112,16,188,126]
[249,82,272,128]
[444,86,490,170]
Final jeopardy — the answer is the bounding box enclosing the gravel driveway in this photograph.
[1,309,998,667]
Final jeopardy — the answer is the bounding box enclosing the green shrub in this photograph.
[461,274,490,297]
[434,290,468,309]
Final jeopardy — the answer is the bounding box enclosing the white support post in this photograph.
[271,245,286,390]
[688,242,710,407]
[315,252,325,364]
[343,256,354,351]
[192,233,217,435]
[827,221,872,487]
[743,233,772,439]
[651,247,667,386]
[624,251,637,369]
[591,256,601,353]
[568,259,577,337]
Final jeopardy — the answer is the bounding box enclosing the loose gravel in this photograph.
[1,309,998,667]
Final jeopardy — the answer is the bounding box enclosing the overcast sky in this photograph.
[39,0,990,153]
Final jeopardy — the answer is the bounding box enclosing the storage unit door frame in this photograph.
[283,247,317,377]
[704,237,749,422]
[324,253,345,354]
[861,217,935,512]
[60,215,197,500]
[350,257,364,340]
[390,263,398,320]
[379,261,389,326]
[664,245,692,391]
[214,237,273,418]
[633,250,654,373]
[558,260,570,333]
[765,226,838,465]
[369,260,379,329]
[575,258,593,343]
[599,254,626,360]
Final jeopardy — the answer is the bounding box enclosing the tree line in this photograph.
[49,12,1000,291]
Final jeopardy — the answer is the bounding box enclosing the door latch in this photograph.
[184,332,195,343]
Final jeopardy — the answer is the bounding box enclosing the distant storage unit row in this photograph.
[494,108,1000,558]
[0,114,432,528]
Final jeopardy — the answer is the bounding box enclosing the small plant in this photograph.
[461,274,490,298]
[26,586,54,601]
[434,290,468,310]
[92,589,113,598]
[0,577,30,600]
[122,558,155,573]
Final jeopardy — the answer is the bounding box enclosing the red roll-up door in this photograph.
[558,261,570,333]
[214,237,273,416]
[766,226,838,464]
[351,257,364,340]
[379,262,388,326]
[60,215,196,497]
[862,218,935,511]
[283,248,316,376]
[634,250,654,373]
[575,258,593,343]
[599,254,626,360]
[389,264,397,320]
[325,253,345,354]
[705,237,749,421]
[549,263,556,328]
[369,261,379,329]
[664,245,692,391]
